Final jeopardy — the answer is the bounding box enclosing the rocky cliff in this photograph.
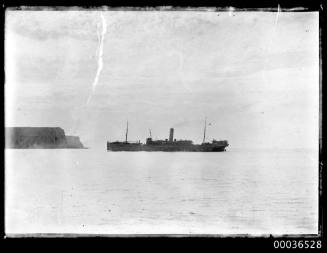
[6,127,85,149]
[65,136,84,148]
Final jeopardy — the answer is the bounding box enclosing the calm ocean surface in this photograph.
[5,148,318,235]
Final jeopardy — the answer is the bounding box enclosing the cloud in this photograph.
[6,11,99,41]
[206,50,317,79]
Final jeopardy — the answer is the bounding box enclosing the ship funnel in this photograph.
[169,128,174,142]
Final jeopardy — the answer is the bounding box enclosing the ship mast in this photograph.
[125,121,128,143]
[202,117,207,144]
[149,129,152,138]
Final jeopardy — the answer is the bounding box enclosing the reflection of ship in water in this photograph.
[107,119,229,152]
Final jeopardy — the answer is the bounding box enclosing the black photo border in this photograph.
[1,0,325,250]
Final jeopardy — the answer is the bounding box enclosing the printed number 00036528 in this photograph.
[273,240,321,249]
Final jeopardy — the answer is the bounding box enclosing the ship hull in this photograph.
[107,143,227,152]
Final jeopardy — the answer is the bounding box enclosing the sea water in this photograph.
[5,148,318,235]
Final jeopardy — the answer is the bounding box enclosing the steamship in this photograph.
[106,119,229,152]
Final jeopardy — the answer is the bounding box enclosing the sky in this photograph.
[5,10,319,149]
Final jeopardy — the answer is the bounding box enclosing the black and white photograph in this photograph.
[4,7,320,237]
